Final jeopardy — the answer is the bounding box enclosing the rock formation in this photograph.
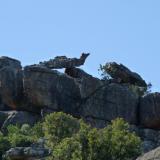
[0,54,160,158]
[103,62,147,87]
[35,53,90,69]
[0,56,23,110]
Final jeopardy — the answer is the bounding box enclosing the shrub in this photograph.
[102,118,142,160]
[44,113,141,160]
[0,112,141,160]
[52,137,82,160]
[43,112,80,148]
[31,121,44,140]
[7,125,33,147]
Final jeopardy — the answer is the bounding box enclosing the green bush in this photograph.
[52,137,82,160]
[31,121,44,140]
[43,112,80,148]
[7,125,33,147]
[0,112,142,160]
[44,113,141,160]
[102,118,142,160]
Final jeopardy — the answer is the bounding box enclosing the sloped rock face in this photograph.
[23,66,81,116]
[136,146,160,160]
[0,56,23,109]
[139,93,160,129]
[81,83,139,125]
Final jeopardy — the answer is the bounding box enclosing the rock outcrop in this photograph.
[103,62,147,87]
[0,54,160,155]
[23,66,81,116]
[81,83,139,126]
[139,93,160,129]
[1,111,40,131]
[0,56,23,109]
[36,53,90,69]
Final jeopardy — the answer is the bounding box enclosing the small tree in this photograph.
[43,112,80,148]
[102,118,142,160]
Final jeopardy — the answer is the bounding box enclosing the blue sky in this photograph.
[0,0,160,91]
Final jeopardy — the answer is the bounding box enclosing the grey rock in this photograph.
[4,147,50,160]
[2,111,40,130]
[136,146,160,160]
[23,66,81,115]
[35,53,90,69]
[130,125,160,153]
[142,140,156,153]
[103,62,147,87]
[139,93,160,129]
[0,56,23,109]
[65,67,104,98]
[81,83,139,124]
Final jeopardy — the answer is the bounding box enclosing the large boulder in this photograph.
[36,53,90,69]
[131,125,160,153]
[81,83,139,125]
[136,146,160,160]
[0,56,23,109]
[103,62,147,87]
[2,111,40,130]
[23,66,81,115]
[139,93,160,129]
[65,67,104,98]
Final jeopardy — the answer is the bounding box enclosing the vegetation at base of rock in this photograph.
[44,112,142,160]
[0,123,44,160]
[0,112,142,160]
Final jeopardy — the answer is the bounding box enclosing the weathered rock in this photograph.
[81,83,139,125]
[0,56,23,109]
[65,67,104,98]
[130,125,160,153]
[23,66,81,115]
[4,147,50,160]
[103,62,147,87]
[136,146,160,160]
[35,53,90,69]
[139,93,160,129]
[2,111,40,130]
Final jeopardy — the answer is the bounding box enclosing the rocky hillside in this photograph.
[0,54,160,158]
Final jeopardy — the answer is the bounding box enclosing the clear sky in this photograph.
[0,0,160,91]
